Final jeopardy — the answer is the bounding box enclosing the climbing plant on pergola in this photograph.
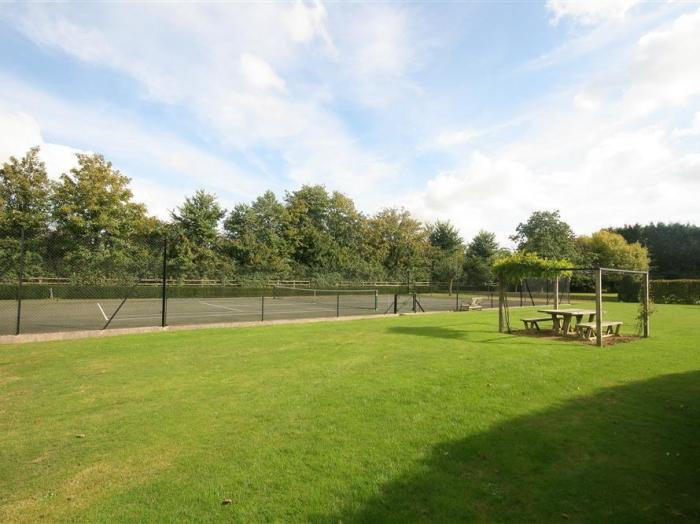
[493,252,650,346]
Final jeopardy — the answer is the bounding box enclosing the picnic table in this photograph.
[538,308,596,335]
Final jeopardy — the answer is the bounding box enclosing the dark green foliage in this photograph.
[650,279,700,304]
[613,223,700,278]
[463,230,505,286]
[511,210,578,260]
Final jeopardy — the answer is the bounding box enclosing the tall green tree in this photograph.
[427,221,464,294]
[367,208,430,282]
[463,230,504,287]
[577,230,649,271]
[0,147,53,279]
[224,191,290,274]
[0,147,52,235]
[511,210,577,260]
[170,190,230,279]
[51,153,157,280]
[613,223,700,278]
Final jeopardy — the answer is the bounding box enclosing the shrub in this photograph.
[651,279,700,305]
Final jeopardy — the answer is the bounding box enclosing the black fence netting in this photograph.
[0,229,571,336]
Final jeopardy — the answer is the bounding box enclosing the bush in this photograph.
[651,280,700,305]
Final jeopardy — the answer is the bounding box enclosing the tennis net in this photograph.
[271,286,379,310]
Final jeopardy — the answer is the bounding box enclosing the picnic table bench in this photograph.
[521,317,553,331]
[459,297,484,311]
[538,308,596,335]
[576,321,623,340]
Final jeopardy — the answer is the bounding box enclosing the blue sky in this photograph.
[1,0,699,244]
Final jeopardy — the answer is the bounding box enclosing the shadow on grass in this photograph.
[386,326,473,340]
[322,371,700,522]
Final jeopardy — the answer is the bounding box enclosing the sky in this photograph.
[1,0,699,245]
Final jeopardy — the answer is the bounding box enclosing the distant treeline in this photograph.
[1,147,695,286]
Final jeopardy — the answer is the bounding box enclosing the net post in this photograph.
[161,236,168,328]
[261,295,265,322]
[15,227,25,336]
[643,271,650,337]
[595,268,603,347]
[336,293,340,317]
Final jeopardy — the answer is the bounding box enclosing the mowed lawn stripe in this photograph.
[1,303,699,522]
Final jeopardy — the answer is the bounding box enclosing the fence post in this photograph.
[455,290,459,311]
[393,293,398,314]
[15,228,25,336]
[554,277,560,309]
[261,295,265,322]
[161,236,168,328]
[412,293,417,313]
[336,293,340,317]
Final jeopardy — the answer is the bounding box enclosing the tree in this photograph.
[51,153,158,280]
[0,147,52,235]
[170,190,230,279]
[0,147,54,280]
[428,221,464,294]
[577,230,649,271]
[224,191,290,274]
[366,208,430,282]
[463,230,505,287]
[613,223,700,278]
[511,210,577,260]
[427,221,463,254]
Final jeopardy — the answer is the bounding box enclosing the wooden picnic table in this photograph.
[538,308,597,335]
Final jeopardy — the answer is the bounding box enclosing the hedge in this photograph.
[618,279,700,304]
[651,279,700,305]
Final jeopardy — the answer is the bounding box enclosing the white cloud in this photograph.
[433,129,480,148]
[623,8,700,116]
[0,108,82,178]
[240,53,286,92]
[406,7,700,243]
[547,0,641,25]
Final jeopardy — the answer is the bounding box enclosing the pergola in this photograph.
[494,254,650,347]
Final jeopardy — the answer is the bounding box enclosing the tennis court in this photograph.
[0,286,564,336]
[1,292,394,335]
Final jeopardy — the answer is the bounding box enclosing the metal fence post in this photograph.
[393,293,398,314]
[161,236,168,327]
[412,293,417,313]
[15,228,25,335]
[336,293,340,317]
[261,295,265,322]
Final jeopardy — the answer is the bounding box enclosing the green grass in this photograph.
[1,302,699,522]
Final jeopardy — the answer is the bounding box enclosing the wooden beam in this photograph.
[643,271,650,337]
[498,281,505,333]
[595,268,603,347]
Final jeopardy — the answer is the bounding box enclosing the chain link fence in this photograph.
[0,229,571,336]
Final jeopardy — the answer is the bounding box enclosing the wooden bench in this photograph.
[460,297,484,311]
[521,317,553,331]
[576,321,623,340]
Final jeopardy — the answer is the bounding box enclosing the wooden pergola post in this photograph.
[498,281,505,333]
[643,271,650,338]
[595,268,603,347]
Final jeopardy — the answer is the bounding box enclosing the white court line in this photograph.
[199,301,243,312]
[112,306,341,322]
[96,303,109,321]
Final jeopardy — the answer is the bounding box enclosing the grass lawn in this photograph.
[1,302,699,522]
